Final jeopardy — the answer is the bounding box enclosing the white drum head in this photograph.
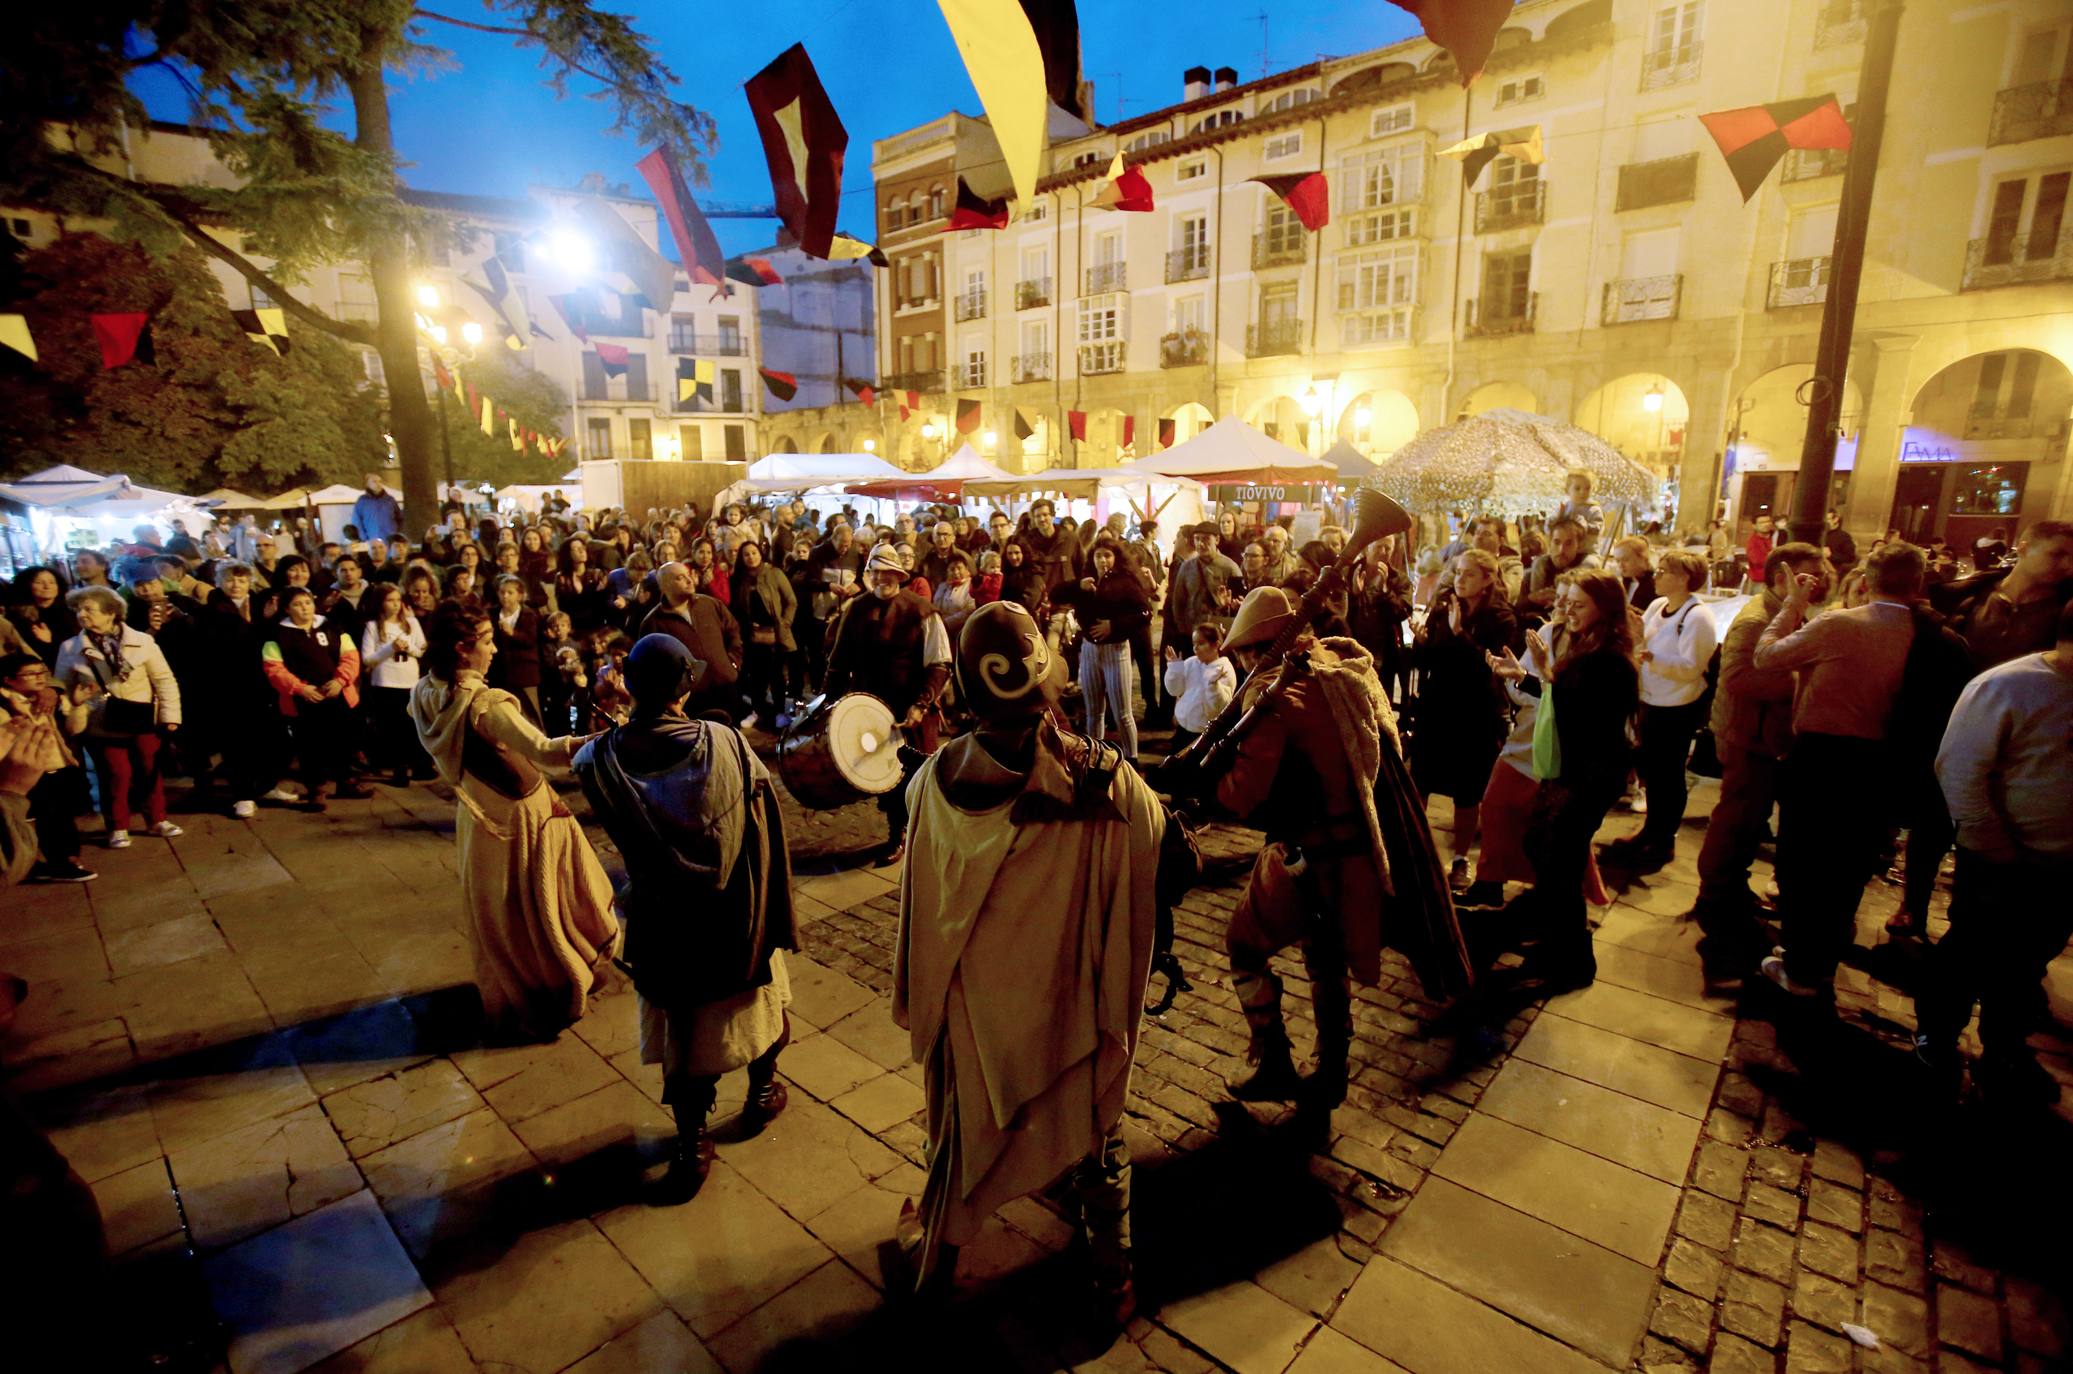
[826,693,903,795]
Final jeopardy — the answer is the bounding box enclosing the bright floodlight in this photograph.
[415,283,441,308]
[548,230,595,276]
[461,321,485,346]
[429,325,449,346]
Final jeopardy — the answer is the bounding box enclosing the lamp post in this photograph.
[1642,382,1667,475]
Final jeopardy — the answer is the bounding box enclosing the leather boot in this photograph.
[1227,1025,1304,1101]
[652,1095,715,1205]
[1308,1041,1351,1108]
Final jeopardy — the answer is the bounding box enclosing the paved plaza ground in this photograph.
[4,747,2070,1374]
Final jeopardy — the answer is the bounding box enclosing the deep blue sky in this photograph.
[131,1,1419,257]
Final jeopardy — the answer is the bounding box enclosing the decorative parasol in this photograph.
[1367,408,1661,511]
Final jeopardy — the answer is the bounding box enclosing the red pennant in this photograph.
[432,358,453,390]
[90,312,152,369]
[637,146,729,288]
[759,368,799,402]
[844,377,875,407]
[905,389,919,411]
[466,382,480,409]
[1389,0,1515,86]
[949,178,1011,230]
[956,397,982,435]
[745,44,849,260]
[1252,172,1331,231]
[1122,415,1136,449]
[1068,410,1087,441]
[1158,417,1176,449]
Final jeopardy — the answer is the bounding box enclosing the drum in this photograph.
[777,693,905,809]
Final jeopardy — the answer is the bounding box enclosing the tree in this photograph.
[0,232,388,491]
[0,2,714,529]
[434,349,570,491]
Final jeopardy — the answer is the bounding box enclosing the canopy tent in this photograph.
[197,487,268,509]
[1368,408,1662,512]
[716,452,910,504]
[1124,416,1337,486]
[0,466,130,508]
[846,444,1021,499]
[1323,438,1381,480]
[962,465,1207,529]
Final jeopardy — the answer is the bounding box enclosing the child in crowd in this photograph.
[587,630,635,728]
[973,549,1003,605]
[539,611,579,733]
[1161,622,1238,756]
[260,587,368,811]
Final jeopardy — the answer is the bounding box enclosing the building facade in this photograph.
[750,246,878,456]
[6,124,763,471]
[783,0,2070,542]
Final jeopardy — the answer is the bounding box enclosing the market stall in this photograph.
[961,465,1206,531]
[0,465,213,574]
[845,444,1020,501]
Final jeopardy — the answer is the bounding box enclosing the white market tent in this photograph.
[846,444,1021,498]
[197,487,268,509]
[716,452,910,504]
[963,465,1207,529]
[0,465,214,564]
[1124,416,1337,486]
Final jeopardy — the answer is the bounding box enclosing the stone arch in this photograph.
[773,434,800,454]
[1546,0,1611,39]
[1894,349,2073,543]
[1721,364,1866,534]
[816,431,840,455]
[1460,379,1538,418]
[1575,372,1691,477]
[1245,394,1311,449]
[1337,389,1420,455]
[1164,401,1215,447]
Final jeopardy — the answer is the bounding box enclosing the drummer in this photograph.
[823,546,952,863]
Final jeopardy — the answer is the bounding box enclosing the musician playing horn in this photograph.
[823,544,951,863]
[1210,585,1475,1107]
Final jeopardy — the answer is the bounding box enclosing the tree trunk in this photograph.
[347,26,438,536]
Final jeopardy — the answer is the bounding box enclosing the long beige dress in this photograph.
[412,670,620,1037]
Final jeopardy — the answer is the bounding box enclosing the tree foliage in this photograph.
[0,232,387,492]
[436,349,570,490]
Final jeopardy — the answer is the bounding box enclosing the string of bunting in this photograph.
[430,355,567,458]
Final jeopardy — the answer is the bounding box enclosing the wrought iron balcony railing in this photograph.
[1475,180,1546,232]
[1011,352,1052,383]
[667,332,746,355]
[1615,154,1698,212]
[1602,274,1682,324]
[1245,319,1304,358]
[1813,0,1867,49]
[953,290,987,322]
[1077,341,1127,375]
[1640,41,1703,90]
[1463,293,1537,337]
[882,369,941,395]
[1083,262,1128,294]
[1989,80,2073,146]
[1963,228,2073,291]
[1160,331,1208,368]
[951,362,987,389]
[1014,278,1052,309]
[1767,257,1831,309]
[1251,233,1307,269]
[1165,247,1211,283]
[1781,147,1849,182]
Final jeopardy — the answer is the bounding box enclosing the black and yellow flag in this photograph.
[232,307,290,356]
[677,357,715,404]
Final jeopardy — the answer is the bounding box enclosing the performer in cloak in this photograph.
[889,601,1165,1324]
[822,545,952,862]
[572,634,797,1203]
[1209,586,1475,1105]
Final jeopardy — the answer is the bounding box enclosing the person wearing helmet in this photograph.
[888,601,1165,1324]
[822,545,953,862]
[1208,586,1473,1105]
[573,635,798,1203]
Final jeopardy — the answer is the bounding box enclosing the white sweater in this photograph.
[1162,653,1238,733]
[360,616,428,690]
[1638,596,1718,707]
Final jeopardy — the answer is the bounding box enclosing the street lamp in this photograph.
[545,230,594,276]
[862,437,877,453]
[429,325,449,346]
[1642,383,1665,414]
[921,422,940,440]
[416,283,441,309]
[460,321,484,347]
[982,429,999,450]
[1299,386,1322,417]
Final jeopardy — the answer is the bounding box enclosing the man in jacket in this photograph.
[1014,500,1084,655]
[1167,524,1242,646]
[634,562,743,721]
[1688,541,1823,976]
[350,473,402,545]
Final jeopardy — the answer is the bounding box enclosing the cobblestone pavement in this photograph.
[3,753,2067,1374]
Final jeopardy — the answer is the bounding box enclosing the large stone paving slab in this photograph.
[1381,1176,1654,1366]
[1330,1255,1611,1374]
[1159,1278,1318,1374]
[432,1217,662,1374]
[168,1100,364,1248]
[1543,982,1734,1063]
[322,1059,484,1158]
[1510,1011,1720,1118]
[1475,1057,1703,1183]
[1432,1114,1681,1265]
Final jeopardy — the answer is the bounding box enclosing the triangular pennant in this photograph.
[594,342,631,379]
[1157,417,1175,449]
[510,416,523,452]
[1498,125,1545,165]
[465,254,531,350]
[480,395,495,436]
[760,367,799,402]
[1388,0,1515,86]
[0,313,36,363]
[949,177,1012,230]
[547,293,590,343]
[1251,172,1331,230]
[638,145,729,289]
[828,233,888,267]
[1089,152,1155,213]
[1700,96,1851,202]
[1067,409,1087,441]
[746,44,849,260]
[726,256,785,288]
[956,397,982,435]
[432,357,453,392]
[1019,0,1092,123]
[90,312,152,369]
[573,199,678,313]
[1013,406,1035,441]
[937,0,1051,206]
[905,389,920,410]
[844,377,876,407]
[1121,415,1136,450]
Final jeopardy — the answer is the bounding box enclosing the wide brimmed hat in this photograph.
[863,546,910,580]
[1225,586,1298,651]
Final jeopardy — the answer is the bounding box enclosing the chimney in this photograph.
[1183,66,1211,102]
[1214,66,1239,92]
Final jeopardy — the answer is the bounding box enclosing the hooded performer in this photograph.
[572,635,797,1201]
[1211,586,1474,1105]
[889,600,1165,1324]
[410,602,620,1041]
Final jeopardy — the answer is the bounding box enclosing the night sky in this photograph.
[129,1,1420,258]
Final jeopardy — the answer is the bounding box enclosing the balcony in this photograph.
[570,310,651,340]
[883,369,941,395]
[1245,319,1304,358]
[1340,307,1416,348]
[1639,41,1703,90]
[581,384,657,403]
[1251,233,1307,269]
[1989,81,2073,146]
[1615,154,1699,211]
[1767,256,1831,309]
[674,393,744,415]
[951,361,987,389]
[1011,352,1052,383]
[1463,293,1536,337]
[1160,331,1209,368]
[1015,278,1052,309]
[1475,181,1546,232]
[1780,147,1848,183]
[1602,274,1682,324]
[1813,0,1867,49]
[1963,228,2073,291]
[1084,262,1128,294]
[1078,341,1127,375]
[953,289,987,322]
[1165,247,1211,284]
[667,331,746,355]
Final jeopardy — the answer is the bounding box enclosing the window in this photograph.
[629,418,653,461]
[961,342,987,388]
[1495,74,1544,107]
[1335,243,1420,346]
[1025,199,1048,221]
[1077,292,1126,373]
[1020,319,1049,356]
[1949,463,2027,516]
[1340,143,1426,215]
[678,424,703,460]
[1188,109,1244,134]
[586,417,613,458]
[1370,104,1415,138]
[1481,249,1533,320]
[718,316,742,353]
[1981,171,2070,265]
[1172,296,1206,335]
[668,314,697,352]
[359,350,385,387]
[1125,130,1173,153]
[885,198,903,231]
[1264,130,1304,161]
[1258,282,1299,328]
[492,231,528,273]
[1615,153,1700,211]
[724,425,747,461]
[1073,152,1104,168]
[929,186,945,220]
[1262,88,1320,114]
[721,369,742,411]
[1176,212,1210,263]
[1345,207,1419,244]
[250,285,279,311]
[1644,1,1705,86]
[1177,159,1207,182]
